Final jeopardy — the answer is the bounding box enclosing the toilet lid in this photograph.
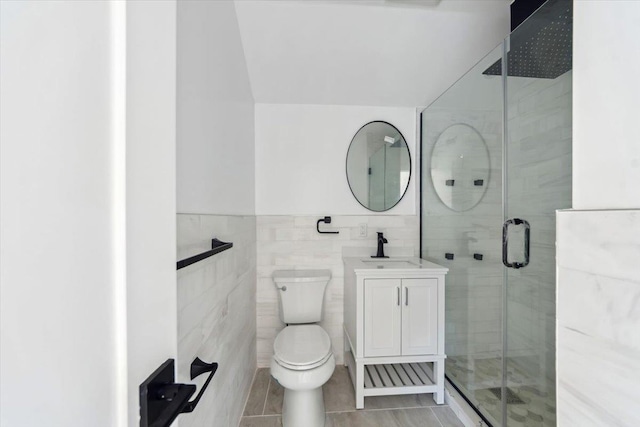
[274,325,332,368]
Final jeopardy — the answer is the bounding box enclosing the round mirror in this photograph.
[430,124,490,212]
[346,121,411,212]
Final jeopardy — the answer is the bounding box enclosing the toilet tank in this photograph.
[273,270,331,324]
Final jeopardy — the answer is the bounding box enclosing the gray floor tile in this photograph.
[324,366,356,412]
[244,368,271,416]
[364,393,437,410]
[325,410,399,427]
[239,415,282,427]
[263,377,284,415]
[326,408,442,427]
[389,408,444,427]
[432,406,465,427]
[241,365,465,427]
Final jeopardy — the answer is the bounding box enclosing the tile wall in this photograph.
[256,215,419,367]
[505,72,572,390]
[556,209,640,426]
[421,108,504,361]
[177,214,257,426]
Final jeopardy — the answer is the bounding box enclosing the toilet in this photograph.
[270,270,336,427]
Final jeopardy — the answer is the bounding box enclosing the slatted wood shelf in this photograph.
[361,362,438,397]
[364,362,434,388]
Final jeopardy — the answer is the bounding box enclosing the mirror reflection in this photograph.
[346,121,411,211]
[430,123,490,212]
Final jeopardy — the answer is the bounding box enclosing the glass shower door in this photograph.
[420,2,571,425]
[421,42,506,426]
[502,1,572,425]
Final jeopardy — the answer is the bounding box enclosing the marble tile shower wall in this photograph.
[506,71,572,386]
[422,108,504,361]
[256,215,420,367]
[556,210,640,426]
[177,214,257,427]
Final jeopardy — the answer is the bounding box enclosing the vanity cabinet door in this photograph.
[364,279,402,357]
[401,278,438,355]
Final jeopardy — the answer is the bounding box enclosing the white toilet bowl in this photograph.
[270,324,336,427]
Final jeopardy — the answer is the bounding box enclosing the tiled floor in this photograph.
[447,356,556,427]
[239,367,464,427]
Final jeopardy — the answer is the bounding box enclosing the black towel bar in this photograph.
[177,238,233,270]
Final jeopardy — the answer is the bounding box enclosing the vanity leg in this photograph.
[434,359,445,404]
[344,332,349,366]
[356,361,365,409]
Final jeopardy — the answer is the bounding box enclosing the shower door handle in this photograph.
[502,218,530,269]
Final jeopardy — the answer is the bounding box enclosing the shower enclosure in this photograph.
[420,1,571,426]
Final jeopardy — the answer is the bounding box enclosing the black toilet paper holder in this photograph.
[140,357,218,427]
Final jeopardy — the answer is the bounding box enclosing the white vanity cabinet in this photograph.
[364,278,438,357]
[343,257,448,408]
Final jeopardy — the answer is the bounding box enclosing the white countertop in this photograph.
[343,256,448,274]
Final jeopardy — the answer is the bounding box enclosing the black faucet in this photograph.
[371,232,389,258]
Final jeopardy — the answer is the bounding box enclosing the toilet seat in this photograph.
[273,325,332,371]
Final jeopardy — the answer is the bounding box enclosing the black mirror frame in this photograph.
[345,120,412,212]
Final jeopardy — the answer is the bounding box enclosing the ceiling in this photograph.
[234,0,510,107]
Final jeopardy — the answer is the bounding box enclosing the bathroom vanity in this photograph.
[342,257,448,408]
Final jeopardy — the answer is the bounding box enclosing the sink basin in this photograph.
[343,255,447,272]
[361,260,419,268]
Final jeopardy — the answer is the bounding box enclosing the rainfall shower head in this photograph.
[483,0,572,79]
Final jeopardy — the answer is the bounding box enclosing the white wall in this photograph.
[557,2,640,426]
[0,2,120,425]
[255,104,417,215]
[126,2,178,426]
[0,2,180,426]
[573,1,640,209]
[175,2,257,426]
[177,0,255,215]
[235,0,509,107]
